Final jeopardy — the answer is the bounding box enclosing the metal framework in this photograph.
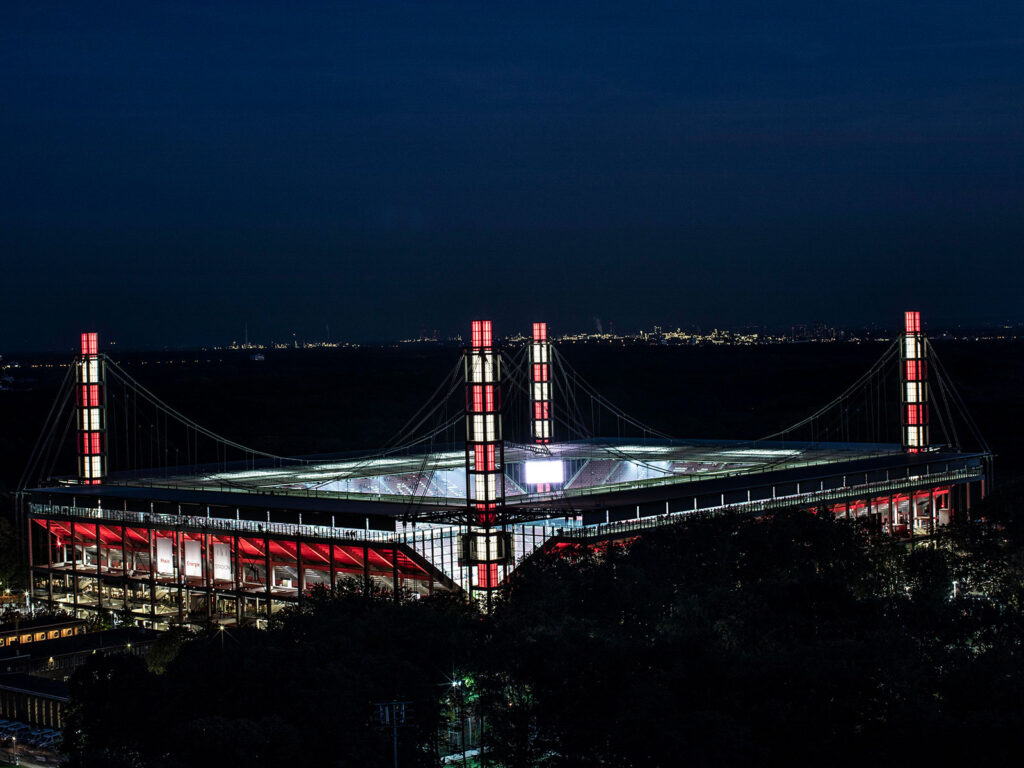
[813,486,951,537]
[18,314,996,625]
[529,322,553,445]
[901,311,929,453]
[27,511,455,628]
[462,321,509,597]
[76,332,106,485]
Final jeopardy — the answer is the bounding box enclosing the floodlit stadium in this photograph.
[111,440,904,503]
[21,315,993,628]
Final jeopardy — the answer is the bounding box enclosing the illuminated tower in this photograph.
[529,322,553,445]
[463,320,508,598]
[76,332,106,484]
[901,311,929,453]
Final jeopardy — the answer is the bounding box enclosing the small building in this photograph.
[0,617,86,650]
[0,627,157,679]
[0,674,68,729]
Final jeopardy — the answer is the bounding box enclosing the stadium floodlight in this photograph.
[524,459,565,485]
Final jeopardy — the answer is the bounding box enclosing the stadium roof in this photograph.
[74,438,917,506]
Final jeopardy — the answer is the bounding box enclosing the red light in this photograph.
[471,446,497,472]
[78,384,101,406]
[532,363,548,382]
[470,385,497,413]
[470,320,492,348]
[905,360,926,381]
[906,404,928,424]
[477,563,499,588]
[534,402,549,419]
[80,431,102,456]
[533,322,547,342]
[904,311,920,334]
[80,332,98,356]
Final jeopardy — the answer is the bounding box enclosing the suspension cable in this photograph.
[758,340,899,442]
[18,363,75,490]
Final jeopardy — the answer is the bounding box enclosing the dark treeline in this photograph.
[64,486,1024,768]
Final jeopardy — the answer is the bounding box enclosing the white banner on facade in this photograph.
[155,537,174,575]
[184,539,203,578]
[213,542,232,582]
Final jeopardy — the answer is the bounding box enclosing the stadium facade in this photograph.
[23,315,992,628]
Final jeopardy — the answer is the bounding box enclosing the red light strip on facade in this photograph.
[904,311,921,334]
[471,320,492,349]
[476,563,499,589]
[905,360,926,381]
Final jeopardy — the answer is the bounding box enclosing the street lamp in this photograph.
[12,735,18,766]
[452,680,468,767]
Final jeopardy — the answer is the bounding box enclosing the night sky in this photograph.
[3,1,1023,350]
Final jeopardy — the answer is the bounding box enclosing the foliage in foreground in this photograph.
[63,586,478,768]
[63,488,1024,767]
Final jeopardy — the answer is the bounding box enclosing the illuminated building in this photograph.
[22,315,992,628]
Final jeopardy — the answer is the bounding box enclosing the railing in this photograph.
[512,446,928,504]
[30,464,981,556]
[553,466,981,541]
[30,503,398,544]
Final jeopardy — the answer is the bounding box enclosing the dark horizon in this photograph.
[3,316,1024,355]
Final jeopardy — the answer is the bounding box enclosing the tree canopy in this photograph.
[63,492,1024,767]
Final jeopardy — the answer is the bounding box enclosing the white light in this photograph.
[719,449,801,457]
[524,459,564,485]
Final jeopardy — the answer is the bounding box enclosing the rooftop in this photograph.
[70,438,915,507]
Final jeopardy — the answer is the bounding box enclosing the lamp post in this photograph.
[452,679,468,767]
[375,701,411,768]
[12,734,18,766]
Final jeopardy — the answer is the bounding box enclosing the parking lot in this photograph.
[0,720,61,766]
